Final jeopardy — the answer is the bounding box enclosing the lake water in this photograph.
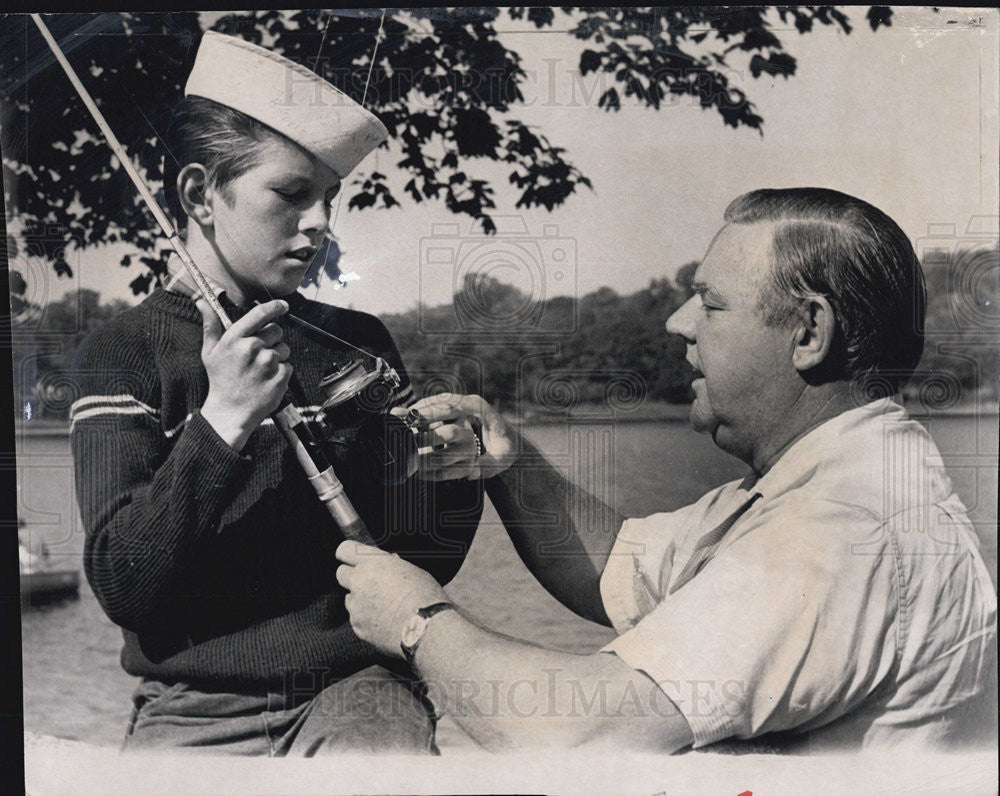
[17,415,997,751]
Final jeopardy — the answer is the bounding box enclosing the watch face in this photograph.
[401,614,427,651]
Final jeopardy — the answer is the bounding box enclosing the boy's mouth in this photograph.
[286,247,317,263]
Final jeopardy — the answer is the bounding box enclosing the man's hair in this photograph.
[162,96,283,225]
[724,187,926,394]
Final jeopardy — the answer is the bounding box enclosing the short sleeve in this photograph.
[601,502,900,747]
[599,484,737,635]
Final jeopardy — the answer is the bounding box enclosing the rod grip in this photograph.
[332,516,376,546]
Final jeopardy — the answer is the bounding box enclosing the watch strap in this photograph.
[401,602,456,665]
[417,601,456,621]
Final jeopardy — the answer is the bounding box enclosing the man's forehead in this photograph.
[695,222,776,293]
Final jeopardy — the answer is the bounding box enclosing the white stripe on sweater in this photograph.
[70,404,160,432]
[163,412,194,439]
[72,396,414,436]
[70,394,160,419]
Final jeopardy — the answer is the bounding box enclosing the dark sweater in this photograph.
[70,288,482,693]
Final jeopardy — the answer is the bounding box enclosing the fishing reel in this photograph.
[313,357,420,486]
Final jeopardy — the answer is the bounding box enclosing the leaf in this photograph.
[749,51,796,79]
[53,254,73,279]
[866,6,893,31]
[129,272,152,295]
[598,87,620,111]
[527,7,555,28]
[403,179,422,203]
[580,49,603,75]
[452,107,501,157]
[348,192,377,211]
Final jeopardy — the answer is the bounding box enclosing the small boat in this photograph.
[20,568,80,604]
[19,542,80,606]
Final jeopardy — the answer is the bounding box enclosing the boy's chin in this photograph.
[261,274,305,299]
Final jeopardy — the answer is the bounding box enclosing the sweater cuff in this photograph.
[183,410,253,486]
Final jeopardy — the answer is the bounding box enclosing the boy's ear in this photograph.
[791,295,836,372]
[177,164,213,226]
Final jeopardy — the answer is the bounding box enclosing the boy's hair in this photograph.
[162,96,283,226]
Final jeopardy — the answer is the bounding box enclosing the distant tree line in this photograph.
[380,263,699,414]
[8,247,998,421]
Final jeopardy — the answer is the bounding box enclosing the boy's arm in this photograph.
[73,300,292,631]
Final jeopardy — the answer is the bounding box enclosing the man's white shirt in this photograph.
[600,398,996,750]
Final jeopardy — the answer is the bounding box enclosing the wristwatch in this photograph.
[400,602,456,666]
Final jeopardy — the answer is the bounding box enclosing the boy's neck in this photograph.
[181,224,251,306]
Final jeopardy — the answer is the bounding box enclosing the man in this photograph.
[337,187,996,753]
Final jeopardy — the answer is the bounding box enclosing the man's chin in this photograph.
[688,402,714,435]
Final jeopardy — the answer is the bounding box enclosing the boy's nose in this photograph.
[300,198,331,237]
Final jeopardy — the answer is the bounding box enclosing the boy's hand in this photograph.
[197,298,292,451]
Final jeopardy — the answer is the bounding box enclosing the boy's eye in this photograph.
[274,188,306,202]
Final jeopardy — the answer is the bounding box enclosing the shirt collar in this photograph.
[751,397,906,501]
[163,254,307,316]
[164,254,232,304]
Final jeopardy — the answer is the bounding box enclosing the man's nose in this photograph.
[665,296,697,341]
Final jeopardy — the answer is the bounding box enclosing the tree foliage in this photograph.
[1,8,891,293]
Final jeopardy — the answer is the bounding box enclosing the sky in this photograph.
[20,7,1000,318]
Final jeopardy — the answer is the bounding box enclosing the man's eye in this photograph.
[274,189,305,202]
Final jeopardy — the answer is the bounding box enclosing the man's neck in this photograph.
[751,383,857,476]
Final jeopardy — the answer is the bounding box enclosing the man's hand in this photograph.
[335,541,449,658]
[393,393,517,482]
[196,298,292,452]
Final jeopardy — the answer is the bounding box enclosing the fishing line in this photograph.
[327,8,387,241]
[312,11,334,72]
[259,10,390,362]
[283,308,380,362]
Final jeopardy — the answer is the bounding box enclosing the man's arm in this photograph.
[403,394,625,625]
[335,541,693,752]
[414,610,692,752]
[484,430,623,625]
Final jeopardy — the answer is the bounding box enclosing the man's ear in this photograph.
[791,295,836,372]
[176,164,213,227]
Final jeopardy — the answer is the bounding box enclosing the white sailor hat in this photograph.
[185,31,388,179]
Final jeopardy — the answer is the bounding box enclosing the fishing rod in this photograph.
[31,13,376,545]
